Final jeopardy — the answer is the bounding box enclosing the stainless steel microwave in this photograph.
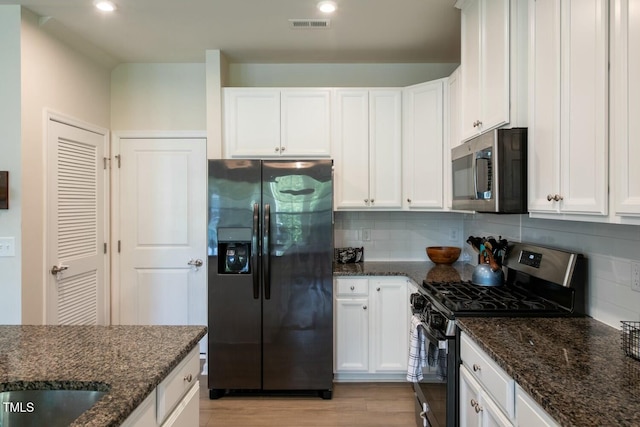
[451,128,528,213]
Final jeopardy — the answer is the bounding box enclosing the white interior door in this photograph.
[116,137,207,342]
[46,118,109,325]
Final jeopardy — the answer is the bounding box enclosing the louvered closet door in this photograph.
[47,120,108,325]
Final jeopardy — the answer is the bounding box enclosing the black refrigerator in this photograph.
[207,159,334,399]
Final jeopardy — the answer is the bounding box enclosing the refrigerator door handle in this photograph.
[263,203,271,300]
[252,203,260,299]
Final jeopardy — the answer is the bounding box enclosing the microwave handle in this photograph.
[473,154,479,198]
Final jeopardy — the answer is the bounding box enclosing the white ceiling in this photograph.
[2,0,461,65]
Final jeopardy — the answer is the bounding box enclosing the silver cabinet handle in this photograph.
[50,264,69,275]
[475,404,483,413]
[547,194,564,202]
[407,198,412,203]
[472,363,481,372]
[188,259,203,267]
[350,285,355,291]
[376,287,381,292]
[184,374,193,382]
[280,146,285,152]
[275,147,280,152]
[470,399,477,407]
[370,199,374,204]
[363,305,367,310]
[364,199,369,204]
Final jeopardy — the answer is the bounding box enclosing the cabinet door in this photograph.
[281,89,331,157]
[403,80,445,210]
[480,0,510,133]
[224,89,281,157]
[559,0,608,215]
[370,279,408,372]
[333,90,370,209]
[460,0,482,141]
[334,297,369,372]
[528,0,562,213]
[369,90,403,209]
[460,367,512,427]
[612,0,640,217]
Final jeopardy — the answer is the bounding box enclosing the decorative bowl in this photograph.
[426,246,461,265]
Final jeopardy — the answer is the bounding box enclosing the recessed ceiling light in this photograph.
[317,1,337,13]
[94,0,116,12]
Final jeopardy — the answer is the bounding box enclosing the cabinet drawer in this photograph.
[460,332,515,419]
[157,346,200,424]
[336,278,369,296]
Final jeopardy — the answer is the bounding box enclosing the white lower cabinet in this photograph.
[459,331,559,427]
[334,277,409,380]
[459,366,512,427]
[121,346,200,427]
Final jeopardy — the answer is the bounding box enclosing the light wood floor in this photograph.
[198,376,416,427]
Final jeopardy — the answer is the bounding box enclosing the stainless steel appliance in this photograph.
[451,128,527,213]
[410,242,586,427]
[207,159,334,399]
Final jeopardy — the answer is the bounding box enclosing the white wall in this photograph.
[0,6,22,324]
[111,63,206,131]
[20,8,112,324]
[227,63,460,87]
[464,214,640,329]
[334,211,465,261]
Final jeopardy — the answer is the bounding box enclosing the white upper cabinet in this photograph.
[456,0,528,144]
[457,0,510,141]
[611,0,640,220]
[333,89,402,210]
[224,88,331,158]
[528,0,608,217]
[402,79,446,210]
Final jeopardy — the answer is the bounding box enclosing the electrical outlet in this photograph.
[632,261,640,292]
[0,237,16,257]
[361,228,371,242]
[449,228,458,242]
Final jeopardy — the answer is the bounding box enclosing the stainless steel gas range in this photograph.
[409,242,587,427]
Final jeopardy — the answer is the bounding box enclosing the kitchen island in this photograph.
[0,325,206,426]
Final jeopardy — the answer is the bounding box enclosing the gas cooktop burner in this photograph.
[421,280,562,314]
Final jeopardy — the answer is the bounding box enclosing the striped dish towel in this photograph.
[406,314,427,382]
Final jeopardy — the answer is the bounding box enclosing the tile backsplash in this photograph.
[334,210,640,329]
[334,211,466,262]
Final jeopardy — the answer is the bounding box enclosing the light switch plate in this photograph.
[0,237,16,257]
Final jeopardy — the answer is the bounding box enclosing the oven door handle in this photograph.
[420,325,448,353]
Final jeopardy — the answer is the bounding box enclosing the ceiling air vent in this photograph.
[289,19,331,29]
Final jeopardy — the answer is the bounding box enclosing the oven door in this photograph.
[413,324,449,427]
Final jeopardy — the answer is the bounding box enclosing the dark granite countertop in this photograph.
[334,261,640,426]
[0,325,207,426]
[457,317,640,427]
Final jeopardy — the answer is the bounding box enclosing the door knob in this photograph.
[188,259,203,268]
[50,264,69,276]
